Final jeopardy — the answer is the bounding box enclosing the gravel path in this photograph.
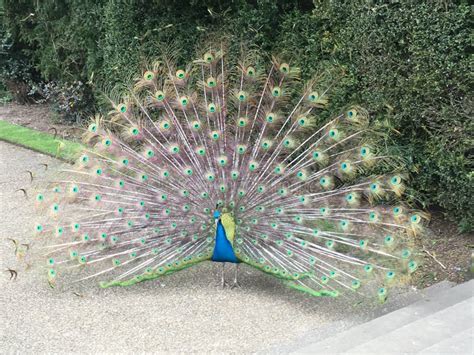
[0,141,427,353]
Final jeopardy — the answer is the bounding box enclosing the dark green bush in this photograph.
[40,80,94,123]
[1,0,472,230]
[0,5,40,103]
[278,1,473,231]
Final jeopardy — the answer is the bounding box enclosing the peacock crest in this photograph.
[31,43,427,301]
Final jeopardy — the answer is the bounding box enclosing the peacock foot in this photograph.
[218,279,229,289]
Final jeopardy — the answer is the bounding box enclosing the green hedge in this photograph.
[1,0,472,230]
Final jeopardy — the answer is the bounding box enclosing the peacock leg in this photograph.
[220,262,227,288]
[231,263,241,289]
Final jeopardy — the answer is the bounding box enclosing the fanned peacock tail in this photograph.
[30,43,427,301]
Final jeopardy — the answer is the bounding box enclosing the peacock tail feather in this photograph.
[31,43,427,301]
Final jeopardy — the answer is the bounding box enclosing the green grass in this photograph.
[0,120,83,162]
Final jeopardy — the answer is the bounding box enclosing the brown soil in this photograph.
[0,102,84,141]
[0,102,472,288]
[414,210,473,288]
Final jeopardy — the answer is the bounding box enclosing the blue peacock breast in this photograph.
[211,215,239,263]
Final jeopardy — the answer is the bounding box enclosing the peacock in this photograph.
[29,43,427,302]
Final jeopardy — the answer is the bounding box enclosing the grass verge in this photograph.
[0,120,82,162]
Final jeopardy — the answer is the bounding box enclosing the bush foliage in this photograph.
[0,0,472,230]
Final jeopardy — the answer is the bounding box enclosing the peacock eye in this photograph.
[176,70,186,79]
[118,104,127,113]
[279,63,289,73]
[347,109,357,119]
[204,52,214,62]
[143,71,154,81]
[391,175,401,185]
[180,96,189,106]
[246,66,255,77]
[207,77,216,87]
[237,91,247,101]
[308,91,319,102]
[272,87,282,97]
[155,90,165,101]
[238,118,247,127]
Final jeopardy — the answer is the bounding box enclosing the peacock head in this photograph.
[213,208,232,227]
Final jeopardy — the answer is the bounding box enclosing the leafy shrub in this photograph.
[1,0,472,230]
[277,1,473,231]
[41,81,94,124]
[0,19,40,103]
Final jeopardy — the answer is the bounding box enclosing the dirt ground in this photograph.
[0,102,84,141]
[414,210,473,288]
[1,102,472,289]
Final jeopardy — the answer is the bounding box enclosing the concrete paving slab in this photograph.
[277,281,455,354]
[345,297,473,354]
[418,326,473,355]
[293,280,473,354]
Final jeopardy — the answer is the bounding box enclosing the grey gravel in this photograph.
[0,141,435,354]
